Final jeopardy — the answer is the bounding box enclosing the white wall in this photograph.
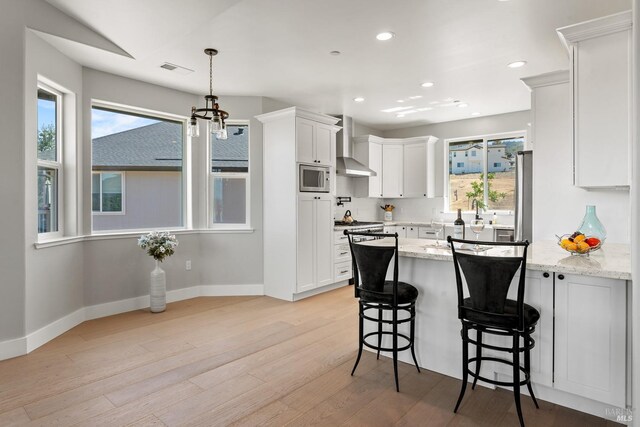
[24,31,86,334]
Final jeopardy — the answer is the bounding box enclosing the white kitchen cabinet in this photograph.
[382,144,403,198]
[354,135,438,199]
[554,273,627,407]
[557,11,632,188]
[258,107,340,301]
[405,225,419,238]
[384,225,406,237]
[403,143,427,198]
[354,141,383,198]
[296,117,334,166]
[297,194,333,292]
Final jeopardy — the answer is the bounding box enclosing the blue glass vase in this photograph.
[577,205,606,243]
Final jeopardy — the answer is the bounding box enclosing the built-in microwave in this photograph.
[299,164,330,193]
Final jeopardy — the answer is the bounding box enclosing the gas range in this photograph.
[334,221,385,242]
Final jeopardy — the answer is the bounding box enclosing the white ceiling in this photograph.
[43,0,630,130]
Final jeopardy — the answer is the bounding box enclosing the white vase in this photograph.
[150,260,166,313]
[384,211,393,221]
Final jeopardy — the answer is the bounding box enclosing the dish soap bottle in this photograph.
[492,212,498,225]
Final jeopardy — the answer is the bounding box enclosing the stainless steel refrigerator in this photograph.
[515,150,533,242]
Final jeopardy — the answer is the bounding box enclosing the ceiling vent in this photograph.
[160,63,194,75]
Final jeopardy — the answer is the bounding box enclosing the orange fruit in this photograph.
[573,234,586,243]
[576,241,590,253]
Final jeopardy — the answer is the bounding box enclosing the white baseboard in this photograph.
[0,337,26,361]
[26,308,85,352]
[0,283,265,361]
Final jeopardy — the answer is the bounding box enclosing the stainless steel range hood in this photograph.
[334,116,377,177]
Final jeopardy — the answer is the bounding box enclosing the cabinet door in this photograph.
[382,145,403,197]
[554,274,626,406]
[406,226,419,238]
[403,142,427,198]
[315,124,333,166]
[369,143,383,198]
[296,195,316,292]
[396,226,407,238]
[383,226,397,234]
[296,118,315,164]
[315,195,334,288]
[573,29,630,188]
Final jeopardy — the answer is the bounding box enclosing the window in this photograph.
[210,123,250,227]
[92,172,124,213]
[447,133,525,212]
[91,106,184,231]
[37,86,62,235]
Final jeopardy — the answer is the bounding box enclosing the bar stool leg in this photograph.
[454,324,469,413]
[393,308,399,392]
[524,333,540,409]
[351,302,364,376]
[513,333,524,427]
[472,329,482,390]
[409,304,420,373]
[376,307,383,360]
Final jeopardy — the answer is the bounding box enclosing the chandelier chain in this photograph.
[209,53,213,96]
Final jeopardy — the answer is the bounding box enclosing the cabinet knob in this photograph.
[558,274,565,280]
[424,194,426,197]
[543,272,550,278]
[380,194,383,197]
[400,194,403,197]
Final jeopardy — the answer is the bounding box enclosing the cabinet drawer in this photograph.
[334,230,349,245]
[335,261,352,282]
[418,227,440,239]
[334,244,350,263]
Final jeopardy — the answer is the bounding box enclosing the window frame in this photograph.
[90,100,189,234]
[444,130,527,214]
[37,82,63,239]
[207,120,251,230]
[91,171,126,215]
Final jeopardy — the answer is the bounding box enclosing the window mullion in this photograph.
[483,139,489,209]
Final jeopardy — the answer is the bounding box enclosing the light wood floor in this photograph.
[0,286,619,426]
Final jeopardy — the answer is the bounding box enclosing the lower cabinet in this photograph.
[297,194,333,293]
[554,273,627,407]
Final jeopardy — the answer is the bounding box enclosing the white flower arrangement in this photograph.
[138,231,178,262]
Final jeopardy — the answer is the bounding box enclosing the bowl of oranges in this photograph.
[558,231,602,256]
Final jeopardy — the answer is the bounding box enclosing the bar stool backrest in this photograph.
[448,238,529,331]
[346,232,399,302]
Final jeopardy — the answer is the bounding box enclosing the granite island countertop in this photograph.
[363,238,631,281]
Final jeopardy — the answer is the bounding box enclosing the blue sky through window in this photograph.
[92,108,159,138]
[37,98,55,129]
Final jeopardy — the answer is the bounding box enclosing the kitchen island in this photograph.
[362,238,631,420]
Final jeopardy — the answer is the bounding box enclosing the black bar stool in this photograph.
[448,237,539,427]
[345,230,420,392]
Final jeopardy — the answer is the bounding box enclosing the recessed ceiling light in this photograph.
[457,103,468,108]
[408,95,423,100]
[397,114,405,118]
[421,82,434,88]
[397,99,405,103]
[330,50,341,56]
[471,112,481,116]
[353,97,365,102]
[381,106,414,113]
[376,32,395,41]
[508,60,527,68]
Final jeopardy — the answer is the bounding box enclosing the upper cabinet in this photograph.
[296,117,334,166]
[557,11,632,189]
[353,135,440,199]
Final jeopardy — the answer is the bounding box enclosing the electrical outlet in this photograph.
[185,260,192,271]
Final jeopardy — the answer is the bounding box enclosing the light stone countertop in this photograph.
[382,221,515,230]
[361,238,631,281]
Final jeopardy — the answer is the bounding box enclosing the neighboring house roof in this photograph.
[92,122,248,171]
[450,144,506,152]
[92,122,183,171]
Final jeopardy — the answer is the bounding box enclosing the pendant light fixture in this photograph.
[187,48,229,140]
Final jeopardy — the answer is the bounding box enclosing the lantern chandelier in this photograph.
[187,48,229,140]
